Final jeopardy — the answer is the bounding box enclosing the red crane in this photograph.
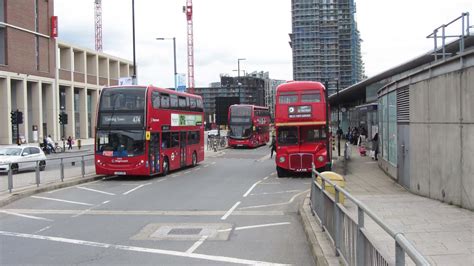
[184,0,195,93]
[95,0,103,52]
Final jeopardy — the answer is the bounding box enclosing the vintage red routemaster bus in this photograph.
[228,105,270,148]
[95,85,204,176]
[274,81,331,177]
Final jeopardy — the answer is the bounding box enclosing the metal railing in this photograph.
[206,136,228,151]
[309,163,430,266]
[3,153,95,193]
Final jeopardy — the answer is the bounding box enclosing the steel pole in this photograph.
[337,80,341,157]
[173,37,177,90]
[132,0,137,84]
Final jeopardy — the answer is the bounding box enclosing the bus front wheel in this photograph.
[276,166,287,178]
[162,157,169,176]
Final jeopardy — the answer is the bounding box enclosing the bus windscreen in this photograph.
[96,129,145,157]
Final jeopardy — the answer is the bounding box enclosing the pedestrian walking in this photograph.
[67,136,73,150]
[269,135,276,158]
[372,132,379,160]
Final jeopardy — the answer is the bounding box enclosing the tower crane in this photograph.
[95,0,103,52]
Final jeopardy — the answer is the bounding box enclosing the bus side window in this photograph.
[178,96,186,110]
[170,95,178,109]
[152,91,160,109]
[162,132,170,149]
[161,93,170,109]
[171,132,179,148]
[197,99,203,112]
[189,98,197,110]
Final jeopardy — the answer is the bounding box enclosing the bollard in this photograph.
[60,158,64,181]
[81,156,85,177]
[395,241,405,266]
[8,163,13,193]
[35,160,40,187]
[357,207,365,266]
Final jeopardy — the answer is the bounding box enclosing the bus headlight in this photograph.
[317,156,324,162]
[279,156,286,163]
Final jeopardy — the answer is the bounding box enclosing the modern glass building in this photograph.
[290,0,365,95]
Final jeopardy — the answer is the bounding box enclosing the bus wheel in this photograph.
[162,157,169,176]
[276,166,286,178]
[192,152,197,167]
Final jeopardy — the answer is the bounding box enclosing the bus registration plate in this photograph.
[114,171,126,175]
[295,169,308,172]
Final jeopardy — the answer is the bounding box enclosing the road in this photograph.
[0,146,314,265]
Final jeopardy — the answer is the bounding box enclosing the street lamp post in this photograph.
[336,79,341,157]
[132,0,137,85]
[156,37,177,90]
[237,58,246,103]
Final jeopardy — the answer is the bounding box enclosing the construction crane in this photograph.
[95,0,103,52]
[183,0,195,93]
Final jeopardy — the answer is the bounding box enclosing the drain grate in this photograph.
[168,228,202,235]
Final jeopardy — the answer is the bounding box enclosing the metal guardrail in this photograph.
[4,153,95,193]
[206,136,228,151]
[309,163,430,266]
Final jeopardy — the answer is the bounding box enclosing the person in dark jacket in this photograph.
[269,135,276,158]
[372,132,379,160]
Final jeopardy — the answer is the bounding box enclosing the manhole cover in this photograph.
[132,223,232,241]
[168,228,202,235]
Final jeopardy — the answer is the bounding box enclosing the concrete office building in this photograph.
[0,0,134,145]
[290,0,365,95]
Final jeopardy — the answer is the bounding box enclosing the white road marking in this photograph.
[211,162,216,165]
[31,196,93,206]
[0,210,53,222]
[203,165,210,168]
[270,172,276,176]
[260,182,281,185]
[186,235,208,254]
[221,201,241,220]
[71,200,111,218]
[34,225,52,234]
[239,190,310,210]
[77,186,115,196]
[0,231,289,265]
[250,190,302,196]
[3,209,285,216]
[256,154,270,162]
[263,176,269,180]
[122,183,152,195]
[219,222,291,232]
[46,180,103,194]
[243,181,262,197]
[184,171,191,174]
[194,167,201,171]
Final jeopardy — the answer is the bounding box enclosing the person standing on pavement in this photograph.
[67,136,73,150]
[372,132,379,160]
[269,135,276,158]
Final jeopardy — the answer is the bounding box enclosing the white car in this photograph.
[207,129,219,137]
[0,146,47,173]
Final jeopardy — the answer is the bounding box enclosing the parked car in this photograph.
[0,146,47,173]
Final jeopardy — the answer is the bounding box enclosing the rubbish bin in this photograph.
[77,139,81,150]
[316,171,345,204]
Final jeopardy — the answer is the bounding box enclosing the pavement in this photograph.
[300,143,474,265]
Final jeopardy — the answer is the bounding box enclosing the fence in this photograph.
[206,136,228,151]
[2,153,96,193]
[309,163,430,266]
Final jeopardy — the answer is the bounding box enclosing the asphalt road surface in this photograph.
[0,145,314,265]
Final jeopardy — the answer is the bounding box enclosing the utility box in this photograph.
[317,171,345,204]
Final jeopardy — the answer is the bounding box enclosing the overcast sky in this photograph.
[55,0,473,88]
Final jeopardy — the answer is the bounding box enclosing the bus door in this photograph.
[149,133,160,174]
[180,132,187,167]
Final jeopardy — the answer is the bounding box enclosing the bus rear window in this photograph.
[301,93,321,103]
[279,95,298,104]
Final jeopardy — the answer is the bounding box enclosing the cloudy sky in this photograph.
[55,0,473,88]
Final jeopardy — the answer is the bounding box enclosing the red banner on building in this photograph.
[51,16,58,38]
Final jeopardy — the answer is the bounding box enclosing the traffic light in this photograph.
[59,113,68,125]
[16,111,23,124]
[10,111,17,124]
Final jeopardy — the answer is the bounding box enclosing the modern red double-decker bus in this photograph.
[228,105,270,148]
[274,81,331,177]
[95,85,204,176]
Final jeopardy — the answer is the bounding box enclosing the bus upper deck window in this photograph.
[279,95,298,104]
[301,93,321,103]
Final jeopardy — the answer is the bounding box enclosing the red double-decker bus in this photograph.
[274,81,331,177]
[228,105,270,148]
[95,85,204,176]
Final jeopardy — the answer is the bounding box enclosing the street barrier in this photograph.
[309,163,430,266]
[3,153,95,193]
